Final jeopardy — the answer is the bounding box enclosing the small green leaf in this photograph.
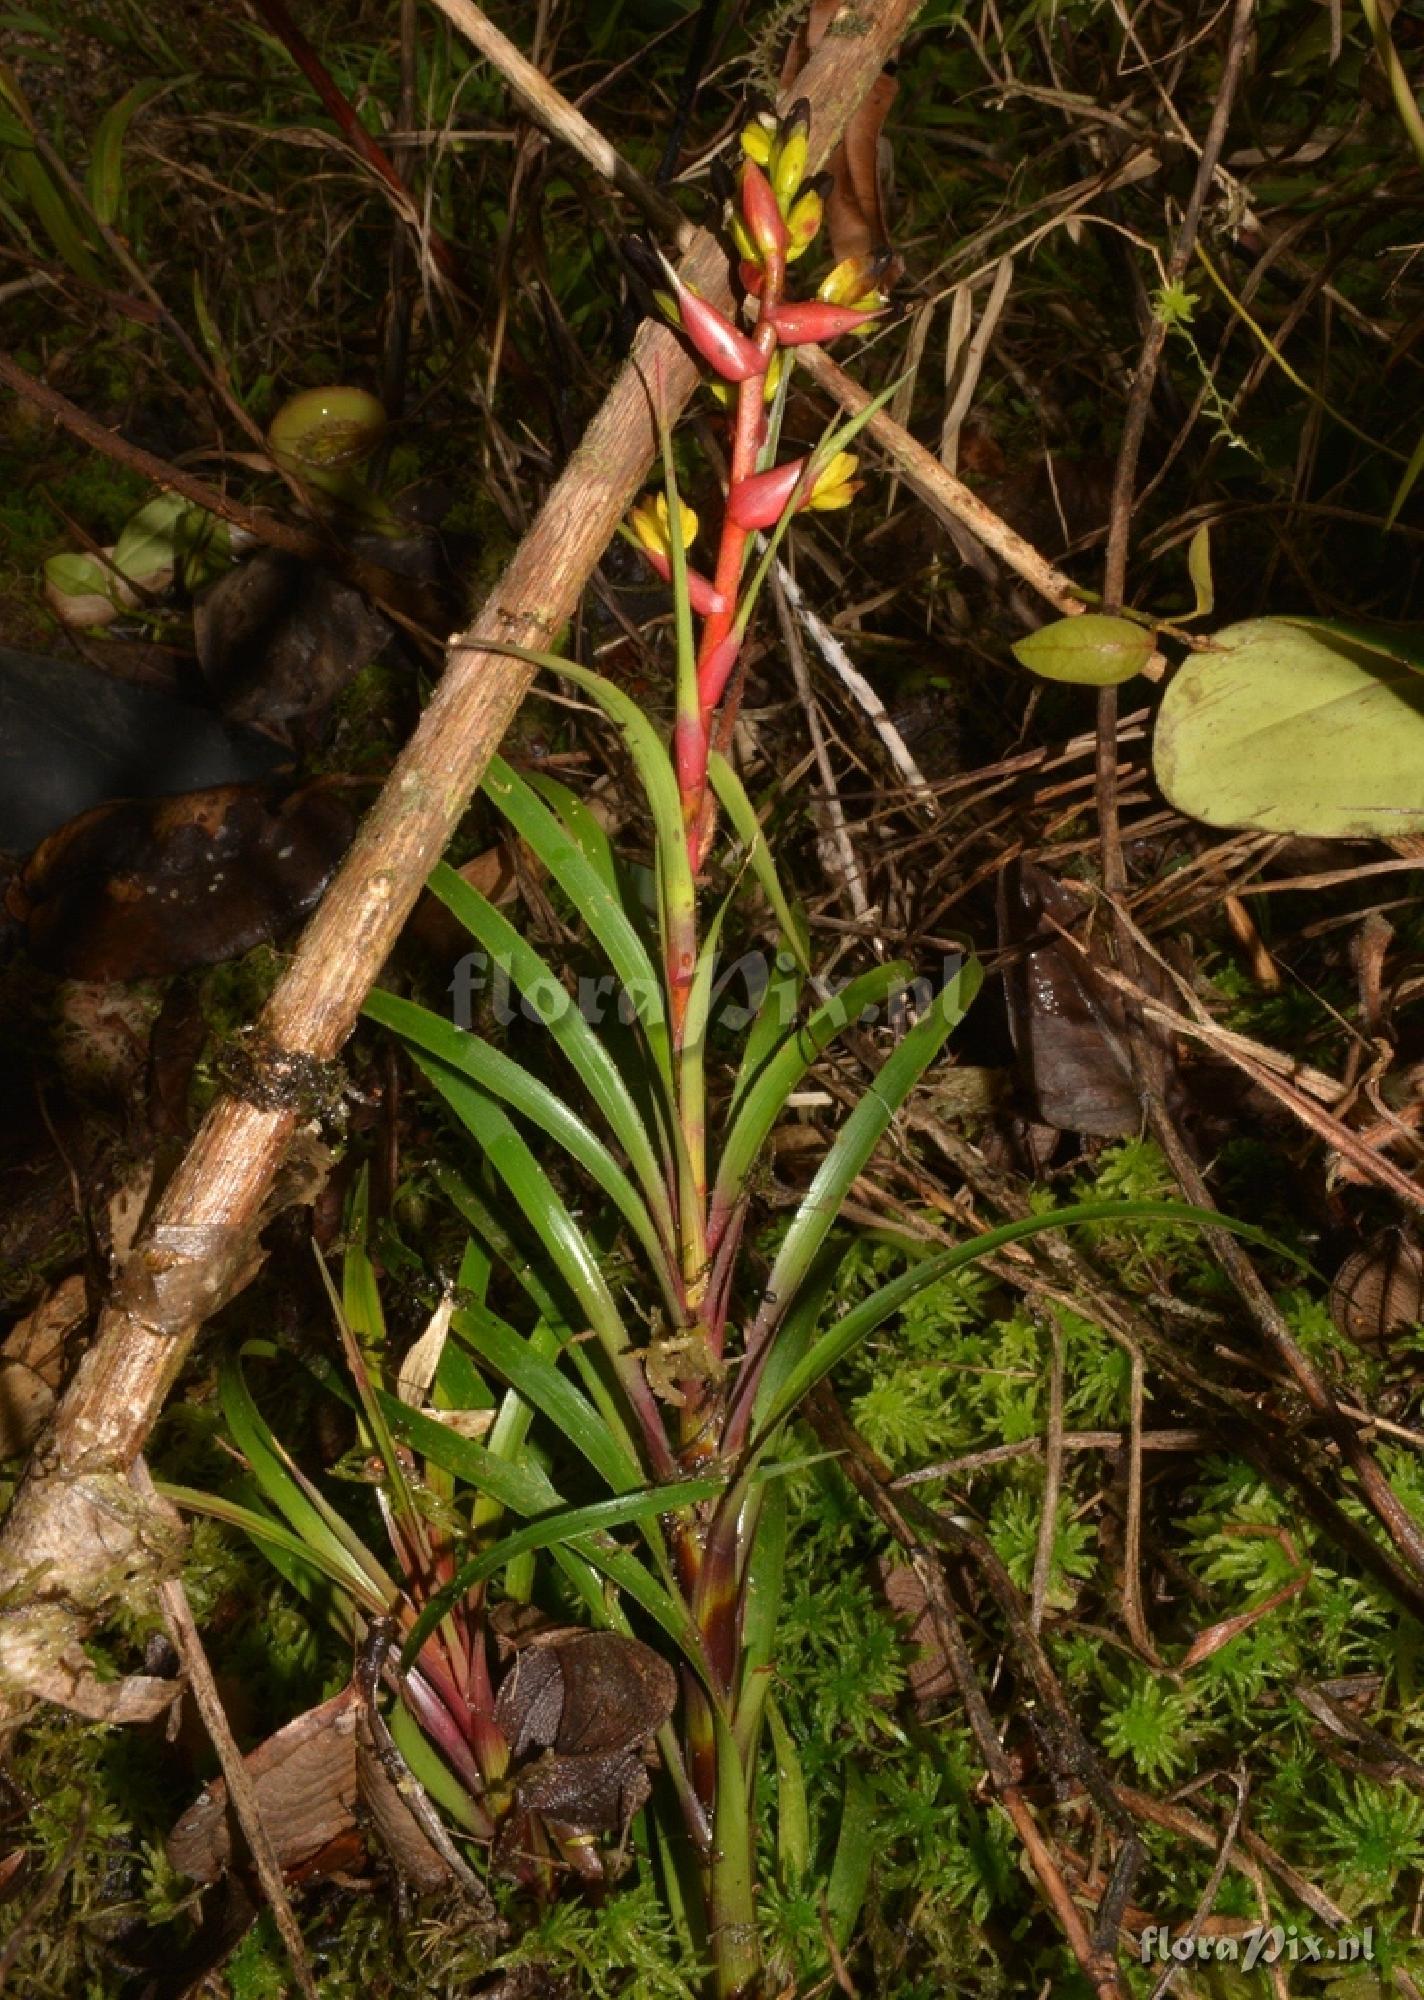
[767,1697,810,1886]
[86,78,167,226]
[1187,524,1214,618]
[826,1764,876,1946]
[1012,612,1154,686]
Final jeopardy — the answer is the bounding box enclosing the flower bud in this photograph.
[763,298,882,345]
[739,160,787,263]
[785,185,823,262]
[771,100,811,209]
[726,456,809,531]
[739,114,775,167]
[762,349,786,404]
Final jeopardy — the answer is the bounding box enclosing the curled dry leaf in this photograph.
[168,1686,362,1884]
[1329,1229,1424,1347]
[998,861,1181,1138]
[195,549,391,733]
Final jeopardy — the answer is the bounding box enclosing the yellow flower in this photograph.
[628,492,699,557]
[817,256,884,314]
[807,451,859,512]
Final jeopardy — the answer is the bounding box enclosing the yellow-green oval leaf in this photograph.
[1154,617,1424,838]
[1012,612,1154,685]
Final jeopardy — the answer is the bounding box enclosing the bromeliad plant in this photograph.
[169,106,1281,1997]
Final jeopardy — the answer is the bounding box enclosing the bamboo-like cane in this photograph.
[0,0,931,1728]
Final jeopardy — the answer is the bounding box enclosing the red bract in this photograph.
[641,547,728,617]
[727,457,808,530]
[670,275,767,383]
[739,160,787,263]
[762,299,882,345]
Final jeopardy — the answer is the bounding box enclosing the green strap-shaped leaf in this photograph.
[712,962,916,1227]
[404,1053,632,1361]
[451,1296,645,1497]
[727,940,804,1125]
[159,1480,382,1613]
[367,988,676,1298]
[756,1199,1307,1442]
[826,1764,876,1947]
[482,754,675,1096]
[525,769,622,894]
[728,958,982,1441]
[86,79,171,224]
[424,862,674,1239]
[402,1477,720,1666]
[220,1352,398,1603]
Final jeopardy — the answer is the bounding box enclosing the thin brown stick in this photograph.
[131,1460,318,2000]
[0,0,931,1729]
[796,344,1085,614]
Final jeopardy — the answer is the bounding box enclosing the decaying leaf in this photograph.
[0,1272,85,1457]
[998,861,1178,1137]
[195,549,391,733]
[168,1686,362,1884]
[876,1558,954,1710]
[9,782,355,979]
[1330,1229,1424,1347]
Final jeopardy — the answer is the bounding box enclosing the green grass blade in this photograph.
[767,1697,810,1886]
[727,940,804,1125]
[451,1296,645,1496]
[401,1477,720,1667]
[728,958,982,1439]
[826,1764,875,1947]
[158,1481,383,1611]
[756,1199,1309,1442]
[218,1354,398,1602]
[525,769,622,894]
